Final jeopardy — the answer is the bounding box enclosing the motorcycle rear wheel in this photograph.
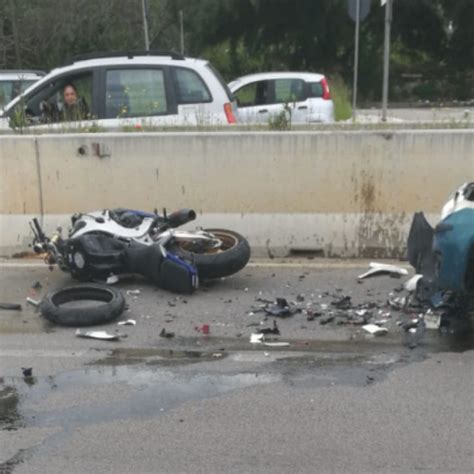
[170,229,250,279]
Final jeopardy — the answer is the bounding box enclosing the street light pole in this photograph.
[179,10,184,55]
[381,0,392,122]
[352,0,360,122]
[141,0,150,51]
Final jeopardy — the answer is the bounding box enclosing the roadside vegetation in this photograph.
[1,0,473,106]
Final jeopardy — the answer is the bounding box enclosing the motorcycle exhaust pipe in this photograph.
[167,209,197,228]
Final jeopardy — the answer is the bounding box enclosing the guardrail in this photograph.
[1,130,472,257]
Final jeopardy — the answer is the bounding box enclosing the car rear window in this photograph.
[307,81,324,98]
[273,79,306,103]
[105,68,167,118]
[205,63,234,101]
[174,68,211,104]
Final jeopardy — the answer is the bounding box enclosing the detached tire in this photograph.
[170,229,251,279]
[40,284,125,327]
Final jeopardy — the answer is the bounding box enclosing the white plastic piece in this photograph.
[26,297,40,307]
[423,312,441,330]
[362,324,388,336]
[106,275,119,285]
[358,262,409,280]
[404,274,423,292]
[126,290,141,296]
[250,333,264,344]
[75,329,121,341]
[263,342,290,347]
[117,319,136,326]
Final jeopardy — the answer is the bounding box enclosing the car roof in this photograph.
[0,70,46,80]
[3,55,208,112]
[228,71,326,90]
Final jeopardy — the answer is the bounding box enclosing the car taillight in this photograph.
[321,78,331,100]
[224,103,236,124]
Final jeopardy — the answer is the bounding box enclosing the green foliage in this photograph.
[0,0,473,103]
[268,104,291,131]
[329,75,352,122]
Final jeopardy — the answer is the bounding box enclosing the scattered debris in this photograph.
[31,281,42,290]
[0,302,22,311]
[160,328,175,338]
[358,262,409,280]
[257,320,280,335]
[75,329,122,341]
[263,298,300,317]
[106,275,119,285]
[250,333,264,344]
[195,324,210,335]
[320,314,335,325]
[21,367,33,377]
[404,274,423,292]
[296,293,305,302]
[331,295,352,310]
[387,296,407,311]
[126,289,141,296]
[26,297,40,307]
[117,319,136,326]
[423,311,441,330]
[264,341,290,347]
[362,324,388,336]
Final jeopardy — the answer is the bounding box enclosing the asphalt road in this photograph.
[1,259,473,473]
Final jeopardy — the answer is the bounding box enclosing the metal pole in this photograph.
[352,0,360,122]
[141,0,150,51]
[381,0,392,122]
[179,10,184,55]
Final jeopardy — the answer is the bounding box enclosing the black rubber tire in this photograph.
[170,229,251,279]
[39,284,125,327]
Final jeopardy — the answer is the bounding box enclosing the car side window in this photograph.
[307,81,323,98]
[0,82,13,108]
[105,69,167,118]
[174,68,211,104]
[272,79,306,103]
[234,80,270,107]
[10,72,93,125]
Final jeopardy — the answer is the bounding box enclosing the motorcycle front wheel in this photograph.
[169,229,251,279]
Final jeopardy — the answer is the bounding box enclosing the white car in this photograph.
[229,72,335,124]
[0,70,45,109]
[0,51,237,130]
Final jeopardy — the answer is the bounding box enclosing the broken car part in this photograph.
[39,284,125,327]
[407,182,474,297]
[358,262,409,280]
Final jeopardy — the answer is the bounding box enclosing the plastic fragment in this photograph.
[75,329,121,341]
[117,319,136,326]
[358,262,409,280]
[362,324,388,336]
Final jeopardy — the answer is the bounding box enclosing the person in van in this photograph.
[61,83,89,121]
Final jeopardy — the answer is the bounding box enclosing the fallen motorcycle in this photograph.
[30,208,251,292]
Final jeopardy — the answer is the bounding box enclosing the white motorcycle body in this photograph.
[69,210,220,247]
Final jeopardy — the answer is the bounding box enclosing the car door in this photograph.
[270,78,309,123]
[97,66,179,128]
[7,69,98,130]
[233,80,272,124]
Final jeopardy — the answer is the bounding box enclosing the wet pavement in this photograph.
[1,259,473,473]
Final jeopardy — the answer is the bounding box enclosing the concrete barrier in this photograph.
[1,130,472,257]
